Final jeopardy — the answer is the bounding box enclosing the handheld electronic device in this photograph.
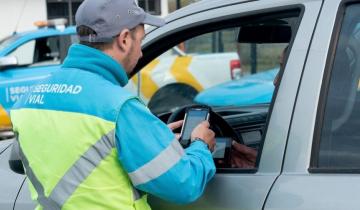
[212,137,232,168]
[179,106,210,148]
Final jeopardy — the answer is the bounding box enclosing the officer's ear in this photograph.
[115,29,133,54]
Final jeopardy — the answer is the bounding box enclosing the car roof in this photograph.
[13,26,76,38]
[165,0,253,22]
[145,0,253,34]
[146,0,338,33]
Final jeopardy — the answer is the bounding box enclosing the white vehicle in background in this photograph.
[127,44,239,114]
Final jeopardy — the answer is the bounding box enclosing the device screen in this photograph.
[180,109,209,146]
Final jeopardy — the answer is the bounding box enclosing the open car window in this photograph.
[137,15,297,113]
[131,10,301,171]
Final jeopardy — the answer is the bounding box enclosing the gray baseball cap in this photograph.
[76,0,165,43]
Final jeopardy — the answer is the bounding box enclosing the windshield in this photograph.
[0,34,21,51]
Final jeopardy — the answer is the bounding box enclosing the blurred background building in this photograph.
[0,0,46,39]
[0,0,199,39]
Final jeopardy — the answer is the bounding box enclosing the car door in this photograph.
[265,0,360,209]
[11,1,322,209]
[132,0,323,209]
[0,140,27,210]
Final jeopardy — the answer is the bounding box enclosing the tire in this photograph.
[148,83,198,115]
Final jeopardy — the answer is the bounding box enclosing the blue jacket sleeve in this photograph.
[115,98,216,204]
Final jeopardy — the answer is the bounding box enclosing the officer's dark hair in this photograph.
[77,25,137,51]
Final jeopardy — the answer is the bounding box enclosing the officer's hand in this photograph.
[191,121,215,152]
[167,120,183,140]
[167,120,183,130]
[231,141,257,168]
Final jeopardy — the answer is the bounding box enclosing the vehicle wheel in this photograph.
[148,83,198,115]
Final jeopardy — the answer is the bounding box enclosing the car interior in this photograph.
[31,35,74,67]
[134,11,299,172]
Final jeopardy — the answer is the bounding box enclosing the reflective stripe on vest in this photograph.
[18,140,60,209]
[129,138,184,186]
[17,130,144,209]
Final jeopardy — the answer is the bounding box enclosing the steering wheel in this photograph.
[167,105,244,168]
[167,105,243,143]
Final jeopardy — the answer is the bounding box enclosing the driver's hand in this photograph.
[191,121,215,152]
[231,141,257,168]
[167,120,183,140]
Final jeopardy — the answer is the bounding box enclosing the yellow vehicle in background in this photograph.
[126,44,239,114]
[0,105,12,140]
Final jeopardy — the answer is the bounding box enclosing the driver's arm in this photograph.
[115,98,216,204]
[231,141,257,168]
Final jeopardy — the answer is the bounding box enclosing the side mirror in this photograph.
[0,56,18,70]
[8,138,25,175]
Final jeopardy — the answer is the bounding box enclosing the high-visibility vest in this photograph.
[10,68,151,210]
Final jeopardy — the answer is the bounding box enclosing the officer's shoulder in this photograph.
[100,81,139,105]
[69,69,136,100]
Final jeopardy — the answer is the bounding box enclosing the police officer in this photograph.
[9,0,216,209]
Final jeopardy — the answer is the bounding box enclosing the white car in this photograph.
[2,0,360,209]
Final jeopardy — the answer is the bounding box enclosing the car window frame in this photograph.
[310,0,360,174]
[135,7,303,77]
[5,34,74,69]
[136,7,304,174]
[0,34,22,51]
[8,39,36,66]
